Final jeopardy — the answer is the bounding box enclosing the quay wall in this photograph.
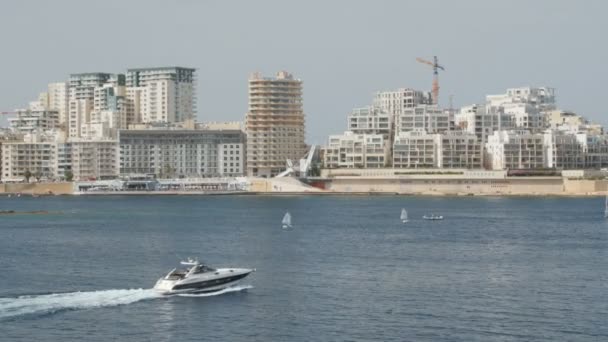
[0,182,74,195]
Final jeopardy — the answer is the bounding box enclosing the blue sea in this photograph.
[0,195,606,341]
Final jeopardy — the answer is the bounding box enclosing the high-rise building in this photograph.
[68,73,114,138]
[126,67,196,123]
[246,71,306,177]
[48,82,69,126]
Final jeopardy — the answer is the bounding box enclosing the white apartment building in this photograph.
[396,105,449,134]
[126,67,196,124]
[323,132,388,169]
[347,106,392,140]
[392,131,437,168]
[373,88,432,118]
[576,133,608,168]
[439,131,483,169]
[543,130,584,169]
[246,71,307,177]
[487,86,556,110]
[455,104,513,144]
[486,86,555,132]
[68,73,113,138]
[392,131,481,169]
[119,129,246,177]
[485,130,545,170]
[8,109,59,134]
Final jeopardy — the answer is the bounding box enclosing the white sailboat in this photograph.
[282,212,292,229]
[400,208,409,223]
[604,193,608,218]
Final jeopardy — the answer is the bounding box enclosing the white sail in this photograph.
[400,209,408,221]
[282,212,292,227]
[605,194,608,218]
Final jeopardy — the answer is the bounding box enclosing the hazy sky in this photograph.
[1,0,607,143]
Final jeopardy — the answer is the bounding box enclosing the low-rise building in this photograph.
[1,134,58,181]
[392,131,481,169]
[119,129,246,177]
[323,132,388,169]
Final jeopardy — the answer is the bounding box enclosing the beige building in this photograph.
[323,132,388,169]
[1,134,58,181]
[246,71,306,177]
[70,139,119,181]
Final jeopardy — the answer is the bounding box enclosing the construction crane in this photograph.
[416,56,444,105]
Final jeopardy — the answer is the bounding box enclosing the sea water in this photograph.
[0,195,606,341]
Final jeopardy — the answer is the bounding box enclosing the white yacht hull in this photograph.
[154,267,253,295]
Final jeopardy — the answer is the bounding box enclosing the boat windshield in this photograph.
[192,264,216,274]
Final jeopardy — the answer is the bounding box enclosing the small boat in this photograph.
[400,208,409,223]
[282,212,292,229]
[423,214,443,220]
[154,257,254,295]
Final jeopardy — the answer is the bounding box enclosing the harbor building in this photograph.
[392,131,437,168]
[323,132,388,169]
[119,128,246,178]
[245,71,306,177]
[126,67,197,124]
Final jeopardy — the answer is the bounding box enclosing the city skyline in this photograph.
[1,0,607,144]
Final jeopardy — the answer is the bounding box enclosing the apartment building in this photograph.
[1,134,58,181]
[485,130,545,170]
[373,88,432,118]
[126,67,196,124]
[119,129,245,177]
[68,73,114,138]
[347,106,392,140]
[439,131,482,169]
[392,131,437,169]
[8,109,59,134]
[454,104,513,144]
[245,71,306,177]
[70,139,119,181]
[323,132,388,169]
[396,105,449,134]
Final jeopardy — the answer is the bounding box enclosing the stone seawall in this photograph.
[320,177,608,196]
[0,182,74,195]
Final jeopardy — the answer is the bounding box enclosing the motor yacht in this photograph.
[154,258,254,294]
[422,214,444,220]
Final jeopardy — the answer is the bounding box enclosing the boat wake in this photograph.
[0,288,159,320]
[0,285,253,320]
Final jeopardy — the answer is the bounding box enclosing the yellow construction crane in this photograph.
[416,56,444,105]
